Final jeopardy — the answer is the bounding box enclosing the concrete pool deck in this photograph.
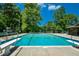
[53,33,79,41]
[0,33,26,41]
[10,46,79,56]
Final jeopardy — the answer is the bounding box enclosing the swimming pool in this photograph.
[12,34,75,46]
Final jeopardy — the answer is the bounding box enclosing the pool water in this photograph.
[12,34,74,46]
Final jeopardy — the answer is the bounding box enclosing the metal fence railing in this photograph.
[0,32,17,37]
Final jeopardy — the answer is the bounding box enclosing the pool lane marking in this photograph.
[67,40,79,45]
[27,34,34,45]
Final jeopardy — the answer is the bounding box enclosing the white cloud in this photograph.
[56,5,61,9]
[48,5,61,10]
[37,3,46,8]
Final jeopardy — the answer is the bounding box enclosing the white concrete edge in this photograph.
[67,40,79,45]
[19,46,72,48]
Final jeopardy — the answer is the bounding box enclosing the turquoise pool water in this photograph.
[12,34,74,46]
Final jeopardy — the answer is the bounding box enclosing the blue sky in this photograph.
[16,3,79,26]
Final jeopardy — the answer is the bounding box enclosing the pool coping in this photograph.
[18,46,72,47]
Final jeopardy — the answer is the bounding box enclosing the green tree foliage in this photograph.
[43,21,62,33]
[22,3,41,32]
[0,4,6,32]
[45,21,54,32]
[3,3,21,32]
[0,3,21,32]
[54,6,65,23]
[63,14,78,25]
[21,10,28,32]
[0,14,6,32]
[54,6,78,32]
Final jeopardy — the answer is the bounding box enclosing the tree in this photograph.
[0,4,6,32]
[58,19,67,31]
[63,14,78,25]
[3,3,21,32]
[58,14,78,32]
[45,21,53,32]
[42,21,58,33]
[54,6,65,23]
[53,6,66,32]
[0,14,6,32]
[22,3,41,32]
[21,10,28,32]
[53,6,78,32]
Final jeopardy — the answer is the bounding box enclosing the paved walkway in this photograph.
[0,33,26,41]
[11,46,79,56]
[53,33,79,41]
